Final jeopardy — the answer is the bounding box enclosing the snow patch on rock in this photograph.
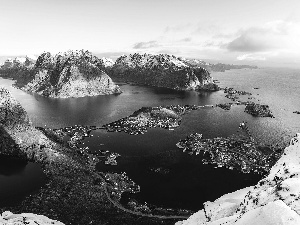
[101,57,114,67]
[176,134,300,225]
[0,211,64,225]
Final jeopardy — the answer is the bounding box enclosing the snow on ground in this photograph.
[170,58,188,68]
[234,200,300,225]
[101,57,114,67]
[14,57,26,63]
[176,134,300,225]
[0,211,64,225]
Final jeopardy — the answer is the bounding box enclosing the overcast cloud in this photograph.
[133,41,160,49]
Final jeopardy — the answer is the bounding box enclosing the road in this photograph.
[97,173,190,220]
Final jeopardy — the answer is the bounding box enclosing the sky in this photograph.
[1,0,300,67]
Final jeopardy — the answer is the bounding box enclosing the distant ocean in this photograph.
[212,67,300,146]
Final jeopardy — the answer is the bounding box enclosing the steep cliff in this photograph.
[0,86,70,163]
[23,50,122,98]
[176,134,300,225]
[0,50,121,98]
[108,53,219,91]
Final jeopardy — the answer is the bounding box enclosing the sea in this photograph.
[0,67,299,210]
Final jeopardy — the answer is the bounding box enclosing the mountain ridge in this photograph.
[107,53,219,91]
[0,50,122,98]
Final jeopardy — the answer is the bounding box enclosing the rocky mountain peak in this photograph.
[35,50,102,69]
[114,53,209,72]
[20,50,122,98]
[101,57,114,67]
[108,52,218,91]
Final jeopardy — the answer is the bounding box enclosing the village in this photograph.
[176,123,283,174]
[102,105,213,135]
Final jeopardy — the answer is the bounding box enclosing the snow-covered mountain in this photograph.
[1,56,35,69]
[176,134,300,225]
[101,57,114,67]
[0,50,121,98]
[107,53,219,91]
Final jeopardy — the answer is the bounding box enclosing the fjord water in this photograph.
[0,67,299,209]
[0,155,46,207]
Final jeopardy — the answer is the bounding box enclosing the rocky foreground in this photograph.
[176,134,300,225]
[0,211,64,225]
[0,50,121,98]
[107,53,219,91]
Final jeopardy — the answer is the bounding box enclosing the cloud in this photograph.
[226,20,300,52]
[133,41,160,49]
[192,23,221,35]
[203,40,224,48]
[164,23,192,33]
[179,37,192,42]
[157,49,180,55]
[227,29,275,52]
[237,54,266,61]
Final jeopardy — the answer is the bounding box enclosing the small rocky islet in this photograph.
[216,87,274,118]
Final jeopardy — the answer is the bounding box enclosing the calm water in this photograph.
[0,155,46,207]
[0,67,299,209]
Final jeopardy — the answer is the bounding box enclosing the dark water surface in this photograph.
[0,155,46,207]
[0,67,299,209]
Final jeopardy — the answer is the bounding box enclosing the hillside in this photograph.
[0,50,121,98]
[107,53,219,91]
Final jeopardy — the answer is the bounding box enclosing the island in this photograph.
[102,104,214,135]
